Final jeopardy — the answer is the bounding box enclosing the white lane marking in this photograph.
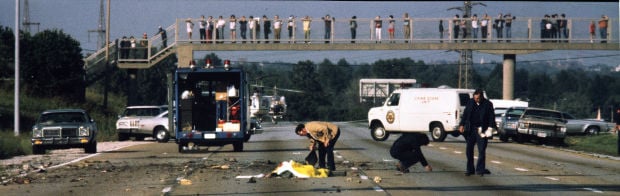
[545,177,559,181]
[292,152,301,155]
[48,143,137,170]
[582,188,603,193]
[439,147,447,150]
[474,156,478,159]
[428,144,434,147]
[491,160,502,164]
[453,151,462,154]
[515,168,529,172]
[360,175,368,180]
[382,159,394,162]
[373,186,385,192]
[162,186,172,193]
[336,155,343,159]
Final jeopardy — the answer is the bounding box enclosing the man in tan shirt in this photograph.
[295,121,340,171]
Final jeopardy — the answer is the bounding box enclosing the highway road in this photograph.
[1,121,619,195]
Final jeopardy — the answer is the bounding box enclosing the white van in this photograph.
[367,88,475,142]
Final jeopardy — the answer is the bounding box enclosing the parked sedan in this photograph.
[498,107,566,144]
[561,112,616,135]
[31,109,98,154]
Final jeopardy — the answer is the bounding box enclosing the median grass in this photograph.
[565,133,619,156]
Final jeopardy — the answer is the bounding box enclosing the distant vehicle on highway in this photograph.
[498,107,567,144]
[31,109,98,154]
[115,105,171,142]
[490,99,529,129]
[560,112,616,135]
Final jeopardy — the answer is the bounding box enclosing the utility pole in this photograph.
[448,1,486,89]
[88,0,106,50]
[22,0,40,33]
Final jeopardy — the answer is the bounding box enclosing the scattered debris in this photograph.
[373,176,382,183]
[270,160,329,178]
[179,178,192,185]
[247,177,257,183]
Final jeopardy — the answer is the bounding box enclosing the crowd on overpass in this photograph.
[170,13,612,44]
[114,12,613,61]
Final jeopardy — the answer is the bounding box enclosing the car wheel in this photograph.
[233,142,244,152]
[32,145,46,155]
[499,134,509,142]
[513,133,525,144]
[155,128,170,143]
[430,123,446,142]
[370,124,389,141]
[118,133,129,141]
[585,126,600,135]
[84,140,97,154]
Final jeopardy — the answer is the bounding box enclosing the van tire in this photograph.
[370,125,390,141]
[430,123,447,142]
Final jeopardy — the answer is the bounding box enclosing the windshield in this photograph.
[38,112,86,124]
[122,108,163,117]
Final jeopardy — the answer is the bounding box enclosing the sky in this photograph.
[0,1,618,67]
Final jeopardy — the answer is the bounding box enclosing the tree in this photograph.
[0,26,14,80]
[287,60,325,121]
[21,29,84,102]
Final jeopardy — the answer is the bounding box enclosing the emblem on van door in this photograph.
[386,110,395,124]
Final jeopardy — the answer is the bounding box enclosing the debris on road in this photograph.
[270,160,329,178]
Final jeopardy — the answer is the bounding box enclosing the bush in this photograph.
[0,131,31,159]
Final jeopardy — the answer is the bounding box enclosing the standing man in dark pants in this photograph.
[295,121,340,171]
[390,133,433,173]
[459,89,496,176]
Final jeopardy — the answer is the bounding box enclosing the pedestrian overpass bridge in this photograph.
[84,17,618,99]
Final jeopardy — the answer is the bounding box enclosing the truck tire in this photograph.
[84,140,97,154]
[370,124,389,141]
[155,127,170,143]
[118,133,129,141]
[178,143,185,153]
[32,145,45,155]
[233,142,244,152]
[430,123,447,142]
[243,133,251,142]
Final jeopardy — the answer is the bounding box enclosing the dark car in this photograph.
[31,109,98,154]
[498,107,567,144]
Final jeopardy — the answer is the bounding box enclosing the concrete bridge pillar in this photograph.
[502,54,516,100]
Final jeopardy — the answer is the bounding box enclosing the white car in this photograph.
[116,105,171,142]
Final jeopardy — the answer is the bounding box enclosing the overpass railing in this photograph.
[169,17,616,44]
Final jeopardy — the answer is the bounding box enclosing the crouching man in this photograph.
[295,121,340,171]
[390,132,433,173]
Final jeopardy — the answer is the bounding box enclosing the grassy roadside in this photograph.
[565,133,619,156]
[0,85,126,159]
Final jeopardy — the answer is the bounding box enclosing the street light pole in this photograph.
[14,0,20,136]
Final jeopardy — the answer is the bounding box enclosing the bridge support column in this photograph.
[176,45,193,68]
[502,54,516,100]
